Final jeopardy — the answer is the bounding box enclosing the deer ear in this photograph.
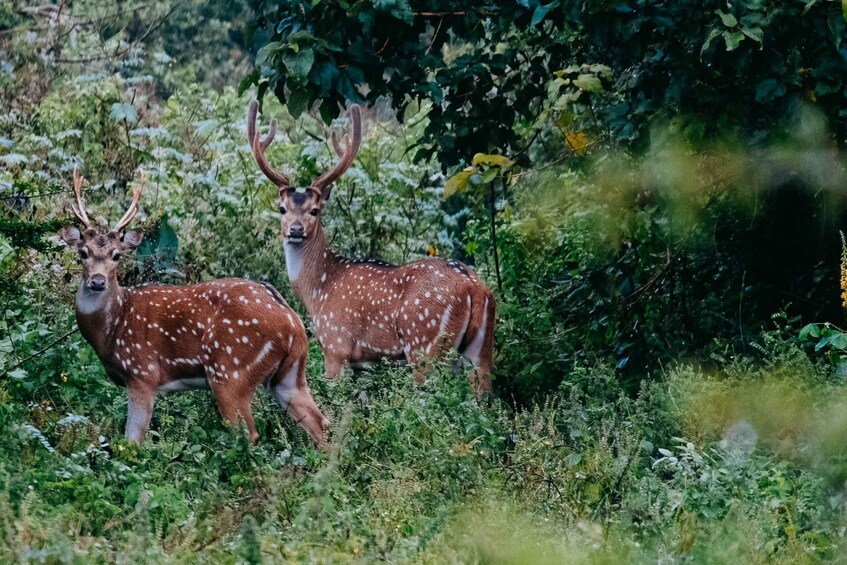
[121,228,144,250]
[60,226,83,248]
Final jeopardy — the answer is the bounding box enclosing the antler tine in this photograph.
[330,130,349,158]
[113,170,145,233]
[261,118,278,150]
[70,165,92,228]
[311,104,362,198]
[246,100,291,188]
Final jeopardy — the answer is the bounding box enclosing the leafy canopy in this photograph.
[246,0,847,166]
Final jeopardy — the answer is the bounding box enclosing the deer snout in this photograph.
[288,221,305,241]
[88,274,107,292]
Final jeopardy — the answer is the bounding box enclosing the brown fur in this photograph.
[247,101,496,394]
[62,215,327,445]
[283,219,495,393]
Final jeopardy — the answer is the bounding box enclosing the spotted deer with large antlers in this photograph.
[247,101,495,394]
[60,168,328,444]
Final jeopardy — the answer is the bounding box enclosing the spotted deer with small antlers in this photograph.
[60,168,328,444]
[247,101,495,394]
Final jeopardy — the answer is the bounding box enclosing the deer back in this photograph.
[89,279,306,389]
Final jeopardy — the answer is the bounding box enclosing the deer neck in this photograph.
[284,225,339,314]
[75,280,127,356]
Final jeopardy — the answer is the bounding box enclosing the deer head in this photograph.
[246,100,362,245]
[60,167,145,293]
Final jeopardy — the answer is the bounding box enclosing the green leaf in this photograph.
[237,69,259,97]
[287,88,310,118]
[843,0,847,22]
[444,167,476,198]
[136,217,178,270]
[255,41,282,67]
[282,48,315,83]
[716,10,737,27]
[815,336,832,352]
[156,219,178,261]
[573,73,603,93]
[472,153,515,168]
[109,103,137,125]
[723,31,745,51]
[799,323,821,340]
[481,168,499,183]
[741,27,764,46]
[531,1,559,26]
[701,28,723,56]
[831,333,847,350]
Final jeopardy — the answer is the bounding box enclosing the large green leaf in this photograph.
[573,74,603,93]
[282,48,315,83]
[723,31,745,51]
[255,41,282,67]
[287,88,311,118]
[716,10,737,27]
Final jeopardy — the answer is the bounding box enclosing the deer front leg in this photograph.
[125,384,155,443]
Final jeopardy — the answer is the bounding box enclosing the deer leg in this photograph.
[271,358,329,446]
[210,381,259,443]
[469,357,493,397]
[403,347,432,385]
[323,353,347,380]
[125,385,155,443]
[459,292,495,397]
[403,329,457,386]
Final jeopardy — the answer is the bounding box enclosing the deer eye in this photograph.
[79,249,89,259]
[280,207,286,215]
[112,252,122,262]
[310,208,319,216]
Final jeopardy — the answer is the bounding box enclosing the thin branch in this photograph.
[490,177,504,298]
[53,4,178,64]
[0,327,79,380]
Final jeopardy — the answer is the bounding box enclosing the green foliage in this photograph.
[2,1,847,561]
[247,0,847,165]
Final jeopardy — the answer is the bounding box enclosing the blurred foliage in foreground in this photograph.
[2,0,847,562]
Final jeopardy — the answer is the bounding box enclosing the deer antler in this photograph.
[113,170,145,233]
[246,100,291,188]
[311,104,362,200]
[70,165,92,229]
[330,130,346,158]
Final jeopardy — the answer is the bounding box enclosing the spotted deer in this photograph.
[60,168,328,444]
[246,100,495,394]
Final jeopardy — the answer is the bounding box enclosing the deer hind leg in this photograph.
[403,331,456,385]
[271,358,329,446]
[459,292,495,396]
[209,378,259,443]
[125,384,156,443]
